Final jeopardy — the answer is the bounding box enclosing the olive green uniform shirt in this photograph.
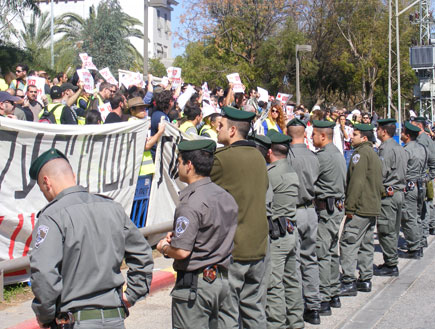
[211,140,269,261]
[378,137,407,189]
[403,140,427,182]
[417,133,435,180]
[345,142,383,217]
[288,143,319,204]
[267,158,299,220]
[30,186,153,324]
[171,177,238,271]
[315,142,346,199]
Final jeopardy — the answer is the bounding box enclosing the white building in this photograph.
[34,0,178,66]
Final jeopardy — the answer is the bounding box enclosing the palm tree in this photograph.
[55,0,144,72]
[0,0,40,41]
[16,11,51,53]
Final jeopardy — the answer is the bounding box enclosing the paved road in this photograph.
[2,234,435,329]
[126,233,435,329]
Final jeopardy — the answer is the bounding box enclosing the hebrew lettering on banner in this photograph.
[0,118,149,283]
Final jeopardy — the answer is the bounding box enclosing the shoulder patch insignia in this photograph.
[35,225,49,248]
[175,216,189,237]
[352,153,361,164]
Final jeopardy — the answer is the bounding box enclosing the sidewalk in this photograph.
[1,255,174,329]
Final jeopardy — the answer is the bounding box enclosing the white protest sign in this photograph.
[177,85,196,110]
[257,87,269,103]
[99,67,118,85]
[226,73,244,93]
[118,70,144,89]
[79,53,97,70]
[202,101,219,118]
[276,93,292,104]
[0,118,149,282]
[98,102,113,121]
[166,67,182,88]
[77,69,94,93]
[27,76,45,103]
[202,82,211,101]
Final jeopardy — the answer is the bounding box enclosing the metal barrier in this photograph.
[0,220,173,301]
[130,175,153,228]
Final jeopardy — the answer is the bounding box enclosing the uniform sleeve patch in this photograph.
[352,154,360,164]
[175,216,189,237]
[35,225,49,249]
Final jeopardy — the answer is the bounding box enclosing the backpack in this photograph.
[39,104,63,124]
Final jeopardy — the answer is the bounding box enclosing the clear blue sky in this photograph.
[172,1,185,58]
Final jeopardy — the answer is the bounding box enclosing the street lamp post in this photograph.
[143,0,148,76]
[295,44,312,106]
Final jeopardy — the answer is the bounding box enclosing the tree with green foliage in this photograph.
[0,0,40,41]
[148,58,168,78]
[55,0,143,73]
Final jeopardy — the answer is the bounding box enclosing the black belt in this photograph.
[297,201,314,209]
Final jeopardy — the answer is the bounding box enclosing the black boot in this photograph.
[339,281,357,297]
[374,264,399,277]
[303,309,321,325]
[330,296,341,308]
[399,250,421,259]
[319,302,332,316]
[430,228,435,235]
[356,279,372,292]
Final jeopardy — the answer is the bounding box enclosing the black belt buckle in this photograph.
[55,312,75,328]
[203,265,217,283]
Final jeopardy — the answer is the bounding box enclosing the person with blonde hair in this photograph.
[262,103,286,135]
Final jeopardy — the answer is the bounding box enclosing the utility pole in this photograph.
[295,44,311,106]
[143,0,148,76]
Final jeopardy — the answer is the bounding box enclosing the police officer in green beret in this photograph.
[211,106,270,329]
[286,117,322,325]
[400,121,427,259]
[29,148,153,328]
[373,119,407,276]
[410,116,435,242]
[157,139,238,329]
[311,120,346,314]
[339,124,383,296]
[264,131,304,329]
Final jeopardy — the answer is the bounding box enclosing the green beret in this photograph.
[404,121,421,133]
[377,118,396,126]
[178,139,216,153]
[29,148,68,180]
[248,133,271,149]
[222,106,255,122]
[312,120,335,129]
[267,131,291,144]
[411,116,426,123]
[354,123,374,131]
[286,117,306,128]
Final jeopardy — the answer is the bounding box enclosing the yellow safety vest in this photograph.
[266,118,280,133]
[38,103,65,124]
[179,121,196,134]
[10,79,27,91]
[76,96,88,125]
[200,124,218,141]
[0,78,8,91]
[128,117,155,175]
[87,93,104,110]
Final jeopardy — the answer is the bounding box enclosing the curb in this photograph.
[6,267,176,329]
